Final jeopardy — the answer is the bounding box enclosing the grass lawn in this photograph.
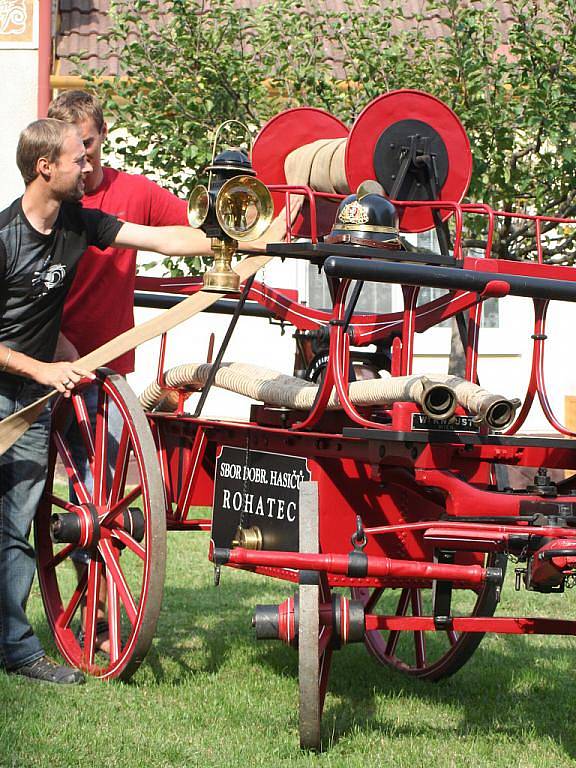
[2,527,576,767]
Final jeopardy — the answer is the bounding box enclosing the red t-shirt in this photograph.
[61,167,188,374]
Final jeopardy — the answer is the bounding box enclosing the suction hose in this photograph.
[139,363,458,420]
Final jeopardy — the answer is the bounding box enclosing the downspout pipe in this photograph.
[38,0,52,117]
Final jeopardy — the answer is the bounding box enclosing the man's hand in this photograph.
[31,361,95,397]
[53,333,80,362]
[0,342,93,396]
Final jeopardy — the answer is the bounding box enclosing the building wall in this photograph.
[0,51,38,207]
[0,1,39,208]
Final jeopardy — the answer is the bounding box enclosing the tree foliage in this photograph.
[82,0,576,272]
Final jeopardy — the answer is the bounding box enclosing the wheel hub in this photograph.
[51,504,100,548]
[253,593,365,647]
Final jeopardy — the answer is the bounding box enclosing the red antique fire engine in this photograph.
[35,90,576,749]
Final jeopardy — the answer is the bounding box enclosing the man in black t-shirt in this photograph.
[0,118,219,685]
[0,195,124,370]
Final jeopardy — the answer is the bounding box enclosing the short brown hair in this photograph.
[16,119,77,185]
[48,90,105,132]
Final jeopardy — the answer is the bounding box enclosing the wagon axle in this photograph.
[253,594,365,647]
[213,546,504,588]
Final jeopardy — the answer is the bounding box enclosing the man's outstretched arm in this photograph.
[112,200,300,257]
[113,221,211,256]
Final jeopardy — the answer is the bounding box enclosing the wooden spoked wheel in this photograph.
[298,481,333,750]
[35,370,166,681]
[298,573,333,750]
[352,552,507,681]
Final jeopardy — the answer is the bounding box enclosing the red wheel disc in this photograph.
[345,90,472,233]
[252,108,349,237]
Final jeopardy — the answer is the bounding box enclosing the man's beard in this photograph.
[58,179,85,203]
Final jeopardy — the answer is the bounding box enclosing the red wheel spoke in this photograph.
[384,588,410,657]
[99,485,143,528]
[48,494,81,513]
[364,587,384,614]
[46,543,75,569]
[413,631,427,668]
[109,425,131,506]
[447,629,459,646]
[84,558,104,665]
[411,589,427,668]
[318,643,333,712]
[99,540,137,625]
[53,430,91,505]
[410,588,423,617]
[111,529,146,561]
[384,630,401,658]
[318,625,332,656]
[57,569,88,629]
[106,567,122,664]
[396,588,411,615]
[317,576,333,712]
[93,387,109,505]
[71,392,95,466]
[319,573,330,603]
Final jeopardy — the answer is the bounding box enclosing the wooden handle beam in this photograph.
[0,253,272,455]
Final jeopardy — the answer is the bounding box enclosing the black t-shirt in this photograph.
[0,197,123,364]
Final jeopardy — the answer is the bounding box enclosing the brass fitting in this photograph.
[203,238,240,292]
[232,525,263,550]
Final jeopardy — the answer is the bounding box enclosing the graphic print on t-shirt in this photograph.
[31,263,68,297]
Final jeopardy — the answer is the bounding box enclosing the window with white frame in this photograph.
[414,230,500,328]
[307,265,393,314]
[306,230,499,328]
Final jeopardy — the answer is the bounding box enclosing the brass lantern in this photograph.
[187,123,274,292]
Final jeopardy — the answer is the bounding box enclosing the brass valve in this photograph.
[232,525,263,550]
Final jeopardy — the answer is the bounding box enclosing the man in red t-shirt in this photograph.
[48,90,210,372]
[47,92,212,653]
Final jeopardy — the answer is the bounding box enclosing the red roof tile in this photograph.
[55,1,515,77]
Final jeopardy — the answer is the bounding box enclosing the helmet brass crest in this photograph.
[338,201,370,226]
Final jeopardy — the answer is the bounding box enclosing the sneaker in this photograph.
[10,656,85,685]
